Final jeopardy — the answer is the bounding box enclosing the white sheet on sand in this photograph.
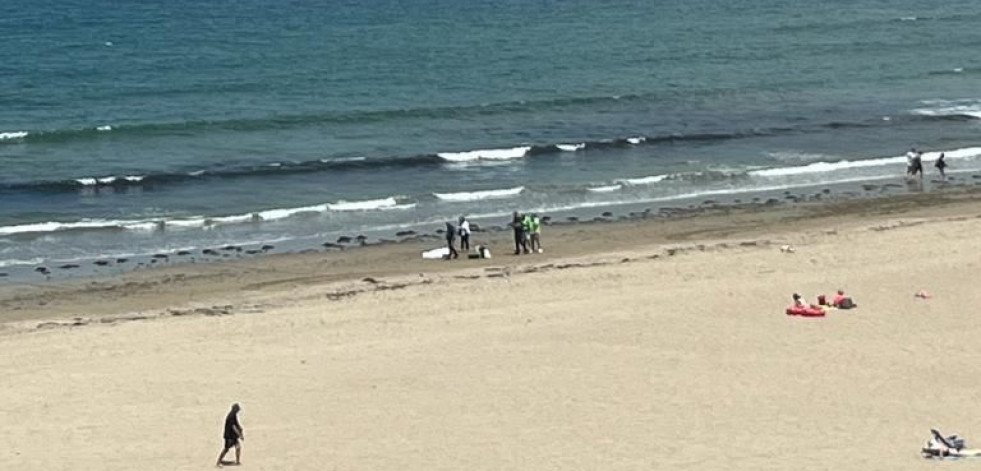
[422,247,450,259]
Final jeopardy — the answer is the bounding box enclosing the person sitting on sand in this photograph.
[792,293,820,309]
[831,289,857,309]
[216,403,244,467]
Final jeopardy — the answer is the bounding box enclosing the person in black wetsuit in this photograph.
[216,403,244,467]
[935,152,948,181]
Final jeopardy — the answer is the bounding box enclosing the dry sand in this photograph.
[3,191,981,470]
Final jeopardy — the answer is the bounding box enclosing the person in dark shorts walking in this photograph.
[216,403,244,467]
[445,222,459,259]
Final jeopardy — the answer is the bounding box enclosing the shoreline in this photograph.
[3,185,980,329]
[0,165,970,282]
[4,174,981,469]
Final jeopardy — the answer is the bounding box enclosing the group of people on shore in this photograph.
[509,211,543,255]
[906,148,948,181]
[441,212,544,260]
[443,216,472,259]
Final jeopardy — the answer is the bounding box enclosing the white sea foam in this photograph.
[0,220,124,236]
[911,100,981,119]
[209,214,258,225]
[437,146,531,162]
[899,16,918,21]
[433,186,524,202]
[766,151,831,163]
[76,175,145,185]
[751,157,907,177]
[751,147,981,177]
[587,184,623,193]
[257,204,329,221]
[0,131,29,141]
[618,174,668,185]
[322,156,367,163]
[0,257,46,268]
[326,197,400,211]
[189,170,206,176]
[122,221,163,232]
[626,136,646,145]
[166,218,208,229]
[912,106,981,119]
[557,143,586,152]
[96,125,112,131]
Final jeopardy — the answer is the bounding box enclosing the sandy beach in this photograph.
[3,190,981,470]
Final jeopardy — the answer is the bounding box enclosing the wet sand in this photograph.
[2,189,981,469]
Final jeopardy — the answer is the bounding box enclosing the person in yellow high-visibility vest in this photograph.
[529,213,543,253]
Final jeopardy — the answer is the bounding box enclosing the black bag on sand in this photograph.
[838,297,857,309]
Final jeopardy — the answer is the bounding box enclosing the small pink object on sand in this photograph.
[915,290,932,299]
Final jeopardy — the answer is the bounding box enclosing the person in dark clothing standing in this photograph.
[216,403,244,467]
[445,222,459,259]
[510,211,528,255]
[935,152,948,181]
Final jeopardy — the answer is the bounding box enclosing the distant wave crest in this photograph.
[433,186,524,202]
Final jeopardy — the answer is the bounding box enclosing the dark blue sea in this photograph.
[3,0,981,275]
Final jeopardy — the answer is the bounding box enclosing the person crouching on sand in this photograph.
[216,403,244,467]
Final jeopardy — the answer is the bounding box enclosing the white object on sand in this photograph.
[780,245,796,253]
[421,247,450,260]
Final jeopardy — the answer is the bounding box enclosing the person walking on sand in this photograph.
[935,152,948,181]
[458,216,471,253]
[216,403,244,467]
[445,221,459,259]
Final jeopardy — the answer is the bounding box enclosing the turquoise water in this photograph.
[2,0,981,271]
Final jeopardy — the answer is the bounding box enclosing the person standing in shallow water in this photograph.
[935,152,948,181]
[216,403,244,467]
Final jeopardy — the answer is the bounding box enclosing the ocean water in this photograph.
[3,0,981,273]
